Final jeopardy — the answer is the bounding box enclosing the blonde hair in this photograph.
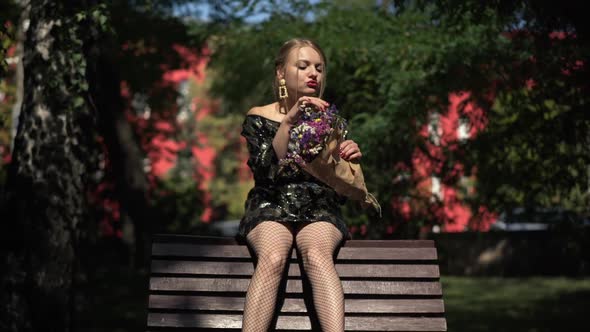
[273,38,327,104]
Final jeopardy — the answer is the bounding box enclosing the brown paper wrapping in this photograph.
[302,125,381,217]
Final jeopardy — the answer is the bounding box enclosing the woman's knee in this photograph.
[300,246,332,269]
[248,221,293,274]
[257,250,291,276]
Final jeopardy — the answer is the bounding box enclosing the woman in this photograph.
[236,38,363,332]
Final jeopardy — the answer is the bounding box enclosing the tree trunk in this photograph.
[86,25,157,270]
[0,1,97,331]
[9,1,28,152]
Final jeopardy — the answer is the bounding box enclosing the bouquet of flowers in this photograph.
[279,103,381,216]
[279,104,345,169]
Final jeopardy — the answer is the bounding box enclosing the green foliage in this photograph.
[0,25,12,81]
[108,1,205,112]
[87,1,211,232]
[0,27,15,145]
[204,0,590,231]
[0,3,18,144]
[204,2,505,225]
[151,150,204,233]
[0,72,15,185]
[197,110,253,220]
[0,0,19,79]
[464,38,590,213]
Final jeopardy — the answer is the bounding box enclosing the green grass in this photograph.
[441,276,590,332]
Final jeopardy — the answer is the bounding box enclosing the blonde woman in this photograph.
[235,38,363,332]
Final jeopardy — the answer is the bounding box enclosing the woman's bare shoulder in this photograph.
[247,103,275,114]
[246,103,282,122]
[247,106,262,116]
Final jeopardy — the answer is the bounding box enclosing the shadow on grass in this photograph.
[442,276,590,332]
[75,265,149,332]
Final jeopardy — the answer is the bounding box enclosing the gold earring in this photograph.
[279,79,288,99]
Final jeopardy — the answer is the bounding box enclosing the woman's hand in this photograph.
[339,140,362,162]
[283,96,329,126]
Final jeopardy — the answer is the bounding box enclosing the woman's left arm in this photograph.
[339,140,362,162]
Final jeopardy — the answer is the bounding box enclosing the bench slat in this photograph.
[336,264,440,278]
[152,244,438,260]
[150,277,442,295]
[153,234,435,248]
[149,295,445,313]
[151,260,440,278]
[148,313,447,331]
[343,240,435,248]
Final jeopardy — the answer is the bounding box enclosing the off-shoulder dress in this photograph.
[235,114,351,245]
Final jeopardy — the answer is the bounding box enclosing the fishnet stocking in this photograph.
[296,221,345,332]
[243,221,294,332]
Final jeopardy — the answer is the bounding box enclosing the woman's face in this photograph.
[279,46,324,98]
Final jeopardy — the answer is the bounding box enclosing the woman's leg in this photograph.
[242,221,294,332]
[295,221,345,332]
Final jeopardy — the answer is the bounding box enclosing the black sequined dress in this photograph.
[235,114,351,245]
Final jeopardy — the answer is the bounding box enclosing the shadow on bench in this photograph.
[146,234,447,331]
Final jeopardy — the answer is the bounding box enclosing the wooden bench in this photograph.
[146,234,447,331]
